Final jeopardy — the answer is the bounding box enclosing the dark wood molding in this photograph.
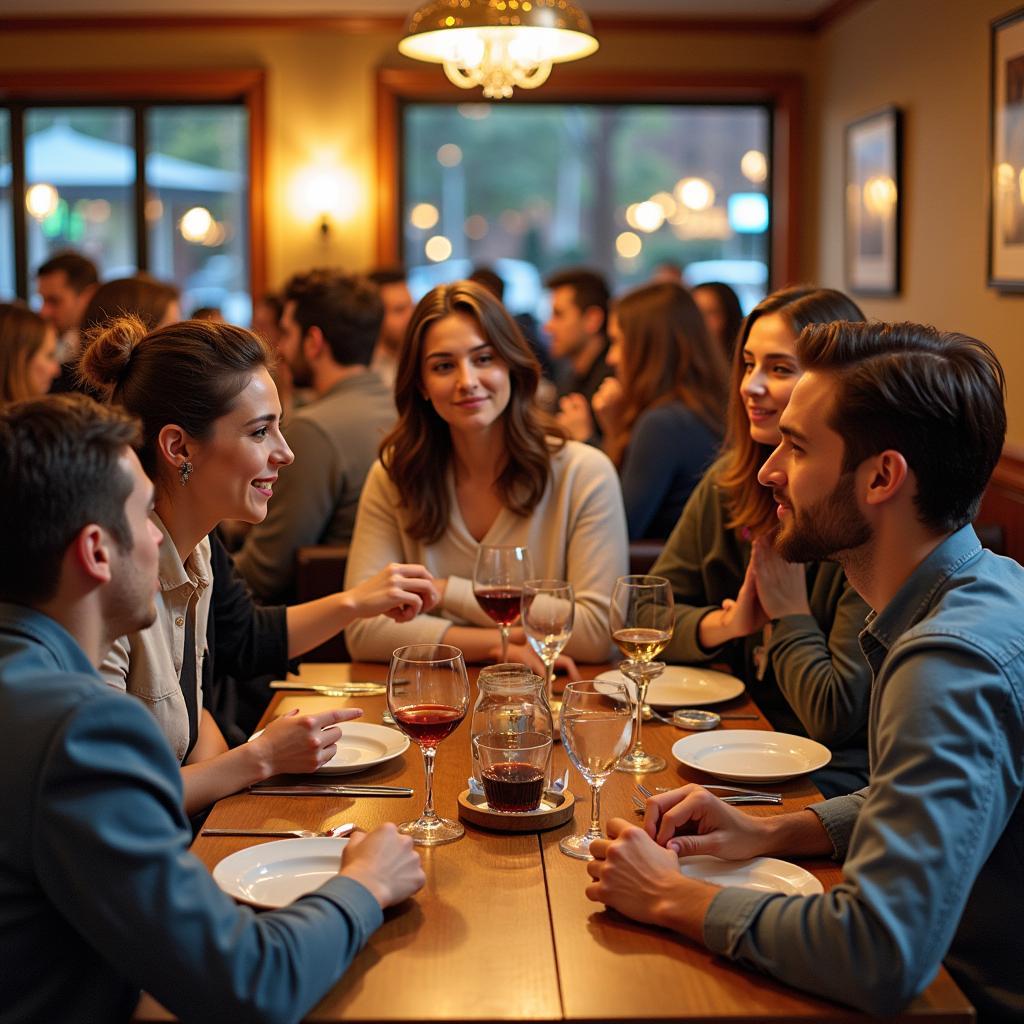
[978,444,1024,564]
[375,67,803,287]
[0,68,267,302]
[811,0,876,32]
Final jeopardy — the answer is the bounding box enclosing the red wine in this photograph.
[474,586,523,626]
[481,761,545,812]
[392,704,465,746]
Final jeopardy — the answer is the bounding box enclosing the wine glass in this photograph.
[521,579,574,704]
[474,544,533,662]
[610,575,674,774]
[559,679,634,860]
[387,643,470,846]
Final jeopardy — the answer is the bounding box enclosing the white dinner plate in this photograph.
[671,729,831,783]
[250,721,409,775]
[679,855,823,896]
[213,837,349,908]
[596,665,745,708]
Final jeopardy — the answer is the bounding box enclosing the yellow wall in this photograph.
[815,0,1024,444]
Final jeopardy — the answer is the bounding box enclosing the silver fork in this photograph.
[636,781,782,805]
[202,823,356,839]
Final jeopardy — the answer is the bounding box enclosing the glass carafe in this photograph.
[470,663,554,787]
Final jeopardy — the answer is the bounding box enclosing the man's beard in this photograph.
[289,346,314,388]
[775,471,872,564]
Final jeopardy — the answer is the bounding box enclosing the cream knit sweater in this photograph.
[344,440,628,663]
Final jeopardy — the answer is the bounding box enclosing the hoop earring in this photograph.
[179,460,193,486]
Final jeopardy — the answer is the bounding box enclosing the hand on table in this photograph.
[347,563,440,622]
[556,392,595,442]
[341,822,425,908]
[750,535,811,620]
[642,784,772,859]
[253,707,362,775]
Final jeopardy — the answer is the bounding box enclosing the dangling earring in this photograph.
[179,460,193,486]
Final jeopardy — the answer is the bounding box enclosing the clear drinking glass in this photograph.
[473,544,532,662]
[610,575,674,774]
[521,579,574,705]
[387,644,470,846]
[559,679,634,860]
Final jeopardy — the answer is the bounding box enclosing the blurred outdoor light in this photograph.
[675,177,715,212]
[740,150,768,184]
[180,206,215,243]
[632,200,665,233]
[425,235,453,262]
[410,202,440,229]
[26,183,59,221]
[615,231,642,258]
[996,162,1015,189]
[862,175,897,217]
[465,214,489,240]
[650,191,677,217]
[437,143,463,167]
[727,193,770,234]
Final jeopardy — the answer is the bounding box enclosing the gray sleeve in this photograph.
[236,418,338,602]
[767,579,872,747]
[703,642,1017,1016]
[36,696,383,1024]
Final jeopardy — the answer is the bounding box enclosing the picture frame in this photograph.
[989,6,1024,291]
[844,106,902,296]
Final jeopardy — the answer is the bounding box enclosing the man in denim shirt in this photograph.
[584,321,1023,1022]
[0,395,425,1023]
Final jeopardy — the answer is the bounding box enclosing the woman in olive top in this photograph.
[651,286,870,797]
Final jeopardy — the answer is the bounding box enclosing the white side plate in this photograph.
[596,666,744,708]
[671,729,831,782]
[213,837,350,908]
[679,855,823,896]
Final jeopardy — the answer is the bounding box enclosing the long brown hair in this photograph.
[605,282,728,466]
[381,280,563,543]
[719,286,865,538]
[0,303,51,404]
[81,275,180,334]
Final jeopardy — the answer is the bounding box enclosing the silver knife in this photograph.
[250,785,413,797]
[269,680,386,694]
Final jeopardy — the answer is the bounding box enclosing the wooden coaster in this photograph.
[457,788,575,832]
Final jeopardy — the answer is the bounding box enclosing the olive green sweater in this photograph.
[651,460,871,796]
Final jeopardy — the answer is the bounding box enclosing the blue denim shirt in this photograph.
[0,602,383,1024]
[703,526,1024,1021]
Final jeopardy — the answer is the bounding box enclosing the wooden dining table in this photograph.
[134,661,974,1023]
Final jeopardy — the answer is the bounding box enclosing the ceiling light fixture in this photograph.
[399,0,598,100]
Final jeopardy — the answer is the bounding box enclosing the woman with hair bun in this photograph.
[0,303,60,403]
[651,285,871,797]
[80,315,438,814]
[344,280,628,665]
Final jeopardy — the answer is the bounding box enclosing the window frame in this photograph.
[0,69,265,302]
[376,68,802,289]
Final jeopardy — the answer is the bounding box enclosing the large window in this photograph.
[402,102,771,314]
[0,76,259,323]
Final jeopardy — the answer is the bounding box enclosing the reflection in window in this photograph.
[403,103,771,315]
[25,108,137,281]
[0,110,12,298]
[147,106,250,323]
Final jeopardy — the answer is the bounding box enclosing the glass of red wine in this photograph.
[474,544,533,663]
[387,644,470,845]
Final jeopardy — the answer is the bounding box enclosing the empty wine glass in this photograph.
[559,679,634,860]
[610,575,674,774]
[521,579,574,704]
[474,544,532,662]
[387,644,470,846]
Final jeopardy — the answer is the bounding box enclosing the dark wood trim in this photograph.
[978,444,1024,564]
[811,0,875,32]
[10,109,27,300]
[375,67,803,286]
[0,69,267,305]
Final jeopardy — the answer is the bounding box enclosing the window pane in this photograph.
[147,106,250,324]
[25,108,136,282]
[0,110,12,299]
[403,103,771,315]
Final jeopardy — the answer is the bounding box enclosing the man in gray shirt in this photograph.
[584,321,1023,1022]
[236,270,395,602]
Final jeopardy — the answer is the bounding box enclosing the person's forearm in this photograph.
[286,594,361,658]
[181,742,274,815]
[653,876,722,943]
[439,624,503,661]
[759,809,834,857]
[697,608,740,651]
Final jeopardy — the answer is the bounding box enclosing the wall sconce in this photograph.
[291,166,361,240]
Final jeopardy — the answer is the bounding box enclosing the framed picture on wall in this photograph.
[989,6,1024,291]
[845,107,902,295]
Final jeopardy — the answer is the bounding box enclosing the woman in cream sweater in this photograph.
[345,281,628,665]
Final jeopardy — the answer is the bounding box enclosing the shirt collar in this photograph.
[0,601,99,677]
[151,511,211,594]
[863,523,982,654]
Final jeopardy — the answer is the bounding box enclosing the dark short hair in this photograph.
[35,250,99,293]
[469,267,505,302]
[0,394,139,604]
[798,321,1007,534]
[82,276,180,334]
[284,270,383,367]
[366,267,408,288]
[544,267,610,322]
[79,315,272,480]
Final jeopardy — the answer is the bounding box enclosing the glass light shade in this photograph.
[399,0,598,99]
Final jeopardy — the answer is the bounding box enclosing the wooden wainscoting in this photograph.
[977,444,1024,565]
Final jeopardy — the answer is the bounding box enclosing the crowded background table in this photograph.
[134,662,973,1023]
